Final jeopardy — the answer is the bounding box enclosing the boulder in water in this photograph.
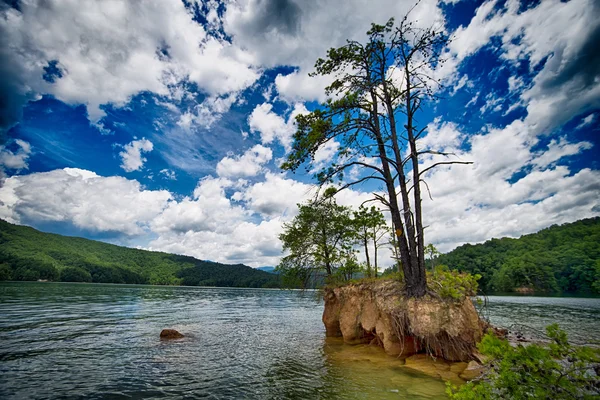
[160,329,184,339]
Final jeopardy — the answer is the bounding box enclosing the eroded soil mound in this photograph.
[323,280,483,361]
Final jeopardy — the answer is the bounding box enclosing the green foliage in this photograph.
[0,263,11,280]
[438,218,600,294]
[425,243,440,271]
[352,206,387,278]
[428,266,480,301]
[277,197,357,288]
[447,324,600,399]
[59,266,92,283]
[0,219,278,288]
[176,262,276,288]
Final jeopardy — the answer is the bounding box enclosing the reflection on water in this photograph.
[1,283,599,399]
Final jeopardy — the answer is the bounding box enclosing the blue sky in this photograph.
[0,0,598,267]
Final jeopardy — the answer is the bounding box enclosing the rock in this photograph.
[459,360,485,381]
[404,354,463,383]
[322,280,483,361]
[160,329,184,339]
[450,361,469,374]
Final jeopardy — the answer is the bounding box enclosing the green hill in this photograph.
[437,217,600,294]
[0,219,279,288]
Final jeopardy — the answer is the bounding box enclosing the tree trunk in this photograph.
[381,72,425,297]
[364,236,371,278]
[404,68,427,297]
[369,89,412,290]
[373,232,378,278]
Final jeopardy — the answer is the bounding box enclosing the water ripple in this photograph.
[2,282,598,399]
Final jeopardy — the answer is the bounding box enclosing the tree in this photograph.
[282,15,471,297]
[277,195,356,287]
[425,243,440,271]
[352,205,387,277]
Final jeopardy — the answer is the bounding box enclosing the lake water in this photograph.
[1,282,599,399]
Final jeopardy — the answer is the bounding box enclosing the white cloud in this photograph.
[239,172,314,217]
[576,114,596,130]
[450,75,471,96]
[417,121,599,252]
[0,168,172,235]
[216,144,273,178]
[148,175,292,266]
[0,0,259,128]
[248,102,308,152]
[275,70,331,103]
[449,0,600,135]
[224,0,444,103]
[159,169,177,180]
[532,137,593,168]
[0,139,32,171]
[119,138,154,172]
[419,119,465,152]
[507,76,524,93]
[310,140,340,173]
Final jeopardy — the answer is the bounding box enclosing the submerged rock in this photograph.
[459,360,486,380]
[323,280,483,361]
[160,329,184,339]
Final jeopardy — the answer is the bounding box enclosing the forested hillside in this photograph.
[438,217,600,294]
[0,219,278,288]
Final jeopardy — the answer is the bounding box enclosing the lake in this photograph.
[1,282,599,399]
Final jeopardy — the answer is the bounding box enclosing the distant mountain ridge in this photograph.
[438,217,600,294]
[0,219,279,288]
[257,266,277,274]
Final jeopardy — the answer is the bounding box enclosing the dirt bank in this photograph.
[323,280,484,362]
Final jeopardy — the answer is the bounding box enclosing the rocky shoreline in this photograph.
[322,280,489,380]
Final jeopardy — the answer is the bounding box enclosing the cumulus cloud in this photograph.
[418,122,599,252]
[216,144,272,178]
[148,175,295,266]
[224,0,444,102]
[0,168,172,235]
[248,102,308,152]
[449,0,600,135]
[0,139,32,171]
[0,0,259,131]
[119,138,154,172]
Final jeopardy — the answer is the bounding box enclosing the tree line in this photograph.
[437,217,600,294]
[0,219,278,288]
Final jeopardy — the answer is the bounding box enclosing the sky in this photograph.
[0,0,598,268]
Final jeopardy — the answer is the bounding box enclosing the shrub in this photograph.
[447,324,600,399]
[428,266,480,301]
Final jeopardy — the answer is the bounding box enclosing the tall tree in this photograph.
[352,205,387,278]
[277,195,356,287]
[282,15,471,297]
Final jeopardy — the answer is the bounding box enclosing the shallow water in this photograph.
[481,295,600,344]
[1,282,599,399]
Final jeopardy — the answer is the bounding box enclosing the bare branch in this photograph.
[418,161,473,178]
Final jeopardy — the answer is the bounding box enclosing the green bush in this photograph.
[428,266,480,301]
[447,324,600,399]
